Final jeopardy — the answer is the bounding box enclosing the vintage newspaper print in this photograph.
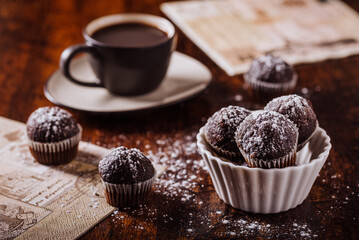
[161,0,359,76]
[0,117,114,240]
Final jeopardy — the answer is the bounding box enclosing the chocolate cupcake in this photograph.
[26,106,81,165]
[204,106,251,163]
[244,55,297,103]
[98,146,156,208]
[235,110,298,168]
[265,94,318,150]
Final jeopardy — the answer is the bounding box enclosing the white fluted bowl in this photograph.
[196,126,331,214]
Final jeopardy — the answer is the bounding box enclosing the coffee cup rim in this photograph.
[83,13,175,48]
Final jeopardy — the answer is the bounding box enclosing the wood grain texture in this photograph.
[0,0,358,239]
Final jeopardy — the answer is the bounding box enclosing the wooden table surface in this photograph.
[0,0,358,239]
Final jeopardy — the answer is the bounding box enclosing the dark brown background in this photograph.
[0,0,358,239]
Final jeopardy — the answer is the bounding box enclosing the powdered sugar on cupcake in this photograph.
[26,106,79,143]
[236,110,297,161]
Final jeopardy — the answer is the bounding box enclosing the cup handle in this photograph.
[60,44,103,87]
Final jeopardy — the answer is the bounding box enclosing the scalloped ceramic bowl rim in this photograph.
[197,126,331,173]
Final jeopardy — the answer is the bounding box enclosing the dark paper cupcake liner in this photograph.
[241,146,297,169]
[244,73,297,103]
[27,125,82,165]
[101,176,155,208]
[204,134,244,164]
[209,144,244,164]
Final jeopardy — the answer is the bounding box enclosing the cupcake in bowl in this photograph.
[265,94,318,150]
[204,106,251,164]
[197,106,331,213]
[235,110,298,169]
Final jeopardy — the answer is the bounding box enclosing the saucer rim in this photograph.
[44,51,212,114]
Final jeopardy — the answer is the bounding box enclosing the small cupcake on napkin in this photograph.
[26,106,82,165]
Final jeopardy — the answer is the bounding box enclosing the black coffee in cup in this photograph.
[91,23,169,47]
[60,14,176,96]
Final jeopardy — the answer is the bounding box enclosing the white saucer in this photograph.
[44,52,212,113]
